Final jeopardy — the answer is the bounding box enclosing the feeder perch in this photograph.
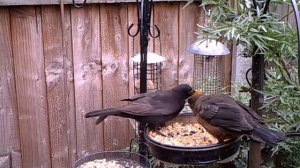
[132,52,165,94]
[188,39,230,94]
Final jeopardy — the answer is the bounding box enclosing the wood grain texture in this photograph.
[0,0,186,6]
[41,5,76,168]
[178,2,202,85]
[100,3,131,150]
[287,5,297,28]
[224,44,234,92]
[71,5,104,157]
[127,3,139,137]
[11,150,22,168]
[154,2,179,90]
[128,3,139,98]
[0,155,10,168]
[0,5,20,159]
[63,6,78,166]
[0,8,21,168]
[10,6,51,168]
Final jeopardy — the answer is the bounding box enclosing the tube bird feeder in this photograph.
[188,39,230,94]
[132,52,165,94]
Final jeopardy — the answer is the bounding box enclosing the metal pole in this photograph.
[138,0,151,157]
[248,0,271,167]
[140,0,150,94]
[249,54,265,168]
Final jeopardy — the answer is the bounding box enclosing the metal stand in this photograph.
[138,0,151,157]
[128,0,160,157]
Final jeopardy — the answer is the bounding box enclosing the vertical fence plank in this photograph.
[127,3,139,138]
[41,5,76,168]
[0,7,22,168]
[178,3,202,85]
[10,6,51,168]
[128,3,140,98]
[71,5,104,157]
[154,2,179,90]
[100,3,131,150]
[64,5,78,166]
[287,5,296,27]
[224,45,233,91]
[0,155,10,168]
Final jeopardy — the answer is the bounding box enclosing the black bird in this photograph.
[85,84,195,128]
[188,92,286,146]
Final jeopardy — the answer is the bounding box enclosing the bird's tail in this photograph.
[85,108,120,124]
[252,127,287,146]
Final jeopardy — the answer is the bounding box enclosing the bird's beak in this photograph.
[192,90,202,97]
[189,90,196,96]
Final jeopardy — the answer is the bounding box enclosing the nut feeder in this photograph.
[132,52,165,94]
[188,39,230,94]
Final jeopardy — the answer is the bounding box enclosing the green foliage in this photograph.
[194,0,300,167]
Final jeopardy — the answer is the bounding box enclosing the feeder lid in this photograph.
[187,40,230,56]
[131,52,165,63]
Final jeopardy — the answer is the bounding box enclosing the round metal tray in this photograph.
[144,114,242,165]
[72,151,151,168]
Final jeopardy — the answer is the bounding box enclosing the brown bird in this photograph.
[85,84,195,128]
[188,91,286,146]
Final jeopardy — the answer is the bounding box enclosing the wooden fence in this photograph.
[0,2,232,168]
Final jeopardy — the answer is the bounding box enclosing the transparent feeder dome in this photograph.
[187,39,230,56]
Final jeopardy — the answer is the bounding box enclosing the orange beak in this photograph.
[192,90,202,97]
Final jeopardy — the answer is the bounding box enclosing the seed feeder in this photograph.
[188,39,230,94]
[132,52,165,94]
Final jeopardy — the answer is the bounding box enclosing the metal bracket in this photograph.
[73,0,86,8]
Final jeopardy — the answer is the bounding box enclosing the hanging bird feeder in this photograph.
[132,52,165,94]
[188,39,230,94]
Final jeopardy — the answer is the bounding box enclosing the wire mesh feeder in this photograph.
[188,40,230,94]
[193,55,224,94]
[132,52,165,94]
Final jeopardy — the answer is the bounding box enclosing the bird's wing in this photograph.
[118,101,175,116]
[120,91,159,102]
[198,102,253,132]
[236,101,265,125]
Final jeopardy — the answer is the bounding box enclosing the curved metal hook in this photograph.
[128,0,141,38]
[73,0,86,8]
[148,25,160,38]
[246,68,252,87]
[128,23,140,37]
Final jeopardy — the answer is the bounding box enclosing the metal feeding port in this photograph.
[188,39,230,94]
[132,52,165,94]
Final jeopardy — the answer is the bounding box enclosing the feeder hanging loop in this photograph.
[127,0,160,39]
[128,0,141,37]
[73,0,86,8]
